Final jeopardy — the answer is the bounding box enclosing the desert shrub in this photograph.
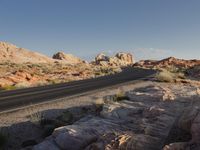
[36,80,48,87]
[92,98,104,115]
[163,65,187,74]
[95,72,103,76]
[114,88,130,102]
[94,66,120,77]
[166,65,179,73]
[156,69,186,82]
[49,79,61,84]
[176,72,186,79]
[29,111,43,125]
[15,82,31,89]
[2,85,16,90]
[156,70,175,82]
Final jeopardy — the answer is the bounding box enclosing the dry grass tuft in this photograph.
[156,69,186,83]
[114,88,129,101]
[156,70,175,82]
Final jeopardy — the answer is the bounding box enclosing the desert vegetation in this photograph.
[155,69,186,82]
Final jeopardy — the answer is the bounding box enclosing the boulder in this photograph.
[115,52,134,65]
[95,53,110,62]
[52,52,85,64]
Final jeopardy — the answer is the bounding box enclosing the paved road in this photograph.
[0,68,156,112]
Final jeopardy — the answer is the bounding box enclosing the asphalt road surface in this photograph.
[0,68,156,112]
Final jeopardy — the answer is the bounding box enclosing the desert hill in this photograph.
[135,57,200,69]
[0,42,54,63]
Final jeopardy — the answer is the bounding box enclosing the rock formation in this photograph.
[52,52,86,64]
[33,83,200,150]
[115,52,133,64]
[94,52,134,67]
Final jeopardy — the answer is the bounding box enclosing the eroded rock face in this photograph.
[94,52,134,67]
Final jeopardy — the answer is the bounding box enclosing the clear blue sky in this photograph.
[0,0,200,60]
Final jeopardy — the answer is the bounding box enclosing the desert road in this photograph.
[0,68,156,113]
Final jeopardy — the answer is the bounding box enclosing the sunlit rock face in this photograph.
[94,52,135,67]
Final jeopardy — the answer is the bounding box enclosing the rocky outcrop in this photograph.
[52,52,86,64]
[115,52,133,64]
[94,52,134,67]
[33,84,200,150]
[0,42,54,63]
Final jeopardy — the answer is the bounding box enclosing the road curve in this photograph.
[0,68,156,112]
